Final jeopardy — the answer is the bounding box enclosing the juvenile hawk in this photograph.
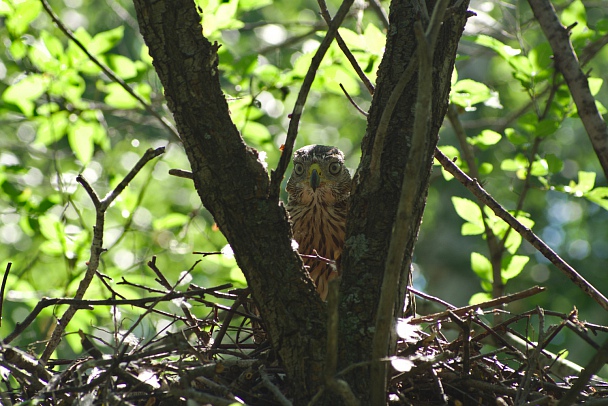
[286,145,351,300]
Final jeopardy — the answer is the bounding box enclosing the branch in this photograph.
[39,0,179,140]
[527,0,608,179]
[370,0,450,400]
[39,148,165,363]
[318,0,375,95]
[0,262,12,327]
[434,148,608,311]
[269,0,355,199]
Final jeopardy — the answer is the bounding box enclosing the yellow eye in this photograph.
[329,162,341,175]
[294,162,304,175]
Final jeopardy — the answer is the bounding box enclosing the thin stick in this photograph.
[339,83,369,116]
[318,0,375,95]
[527,0,608,179]
[410,286,546,324]
[0,262,12,327]
[39,148,165,363]
[40,0,180,140]
[269,0,355,200]
[435,147,608,311]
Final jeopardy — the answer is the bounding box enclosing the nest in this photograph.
[1,261,607,406]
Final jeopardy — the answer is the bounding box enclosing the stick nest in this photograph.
[2,268,608,406]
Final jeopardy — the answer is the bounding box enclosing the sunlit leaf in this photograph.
[471,252,492,281]
[89,26,125,55]
[452,197,483,228]
[502,255,529,281]
[468,130,501,148]
[451,79,492,110]
[67,120,97,164]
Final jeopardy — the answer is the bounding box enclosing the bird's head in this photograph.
[286,144,351,206]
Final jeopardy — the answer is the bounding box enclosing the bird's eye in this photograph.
[329,162,342,175]
[294,162,304,175]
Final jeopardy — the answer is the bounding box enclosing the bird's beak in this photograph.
[309,163,321,191]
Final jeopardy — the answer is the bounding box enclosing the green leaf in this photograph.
[471,252,492,281]
[89,26,125,55]
[570,171,596,194]
[108,54,138,80]
[241,121,271,143]
[363,23,386,56]
[67,119,98,164]
[49,69,86,102]
[103,82,140,109]
[41,31,64,58]
[2,74,50,116]
[36,111,69,145]
[545,154,563,174]
[585,187,608,210]
[6,0,42,36]
[505,128,528,145]
[451,79,492,110]
[478,162,493,175]
[468,130,502,148]
[465,35,521,60]
[324,65,360,96]
[588,78,603,96]
[502,255,529,281]
[452,196,483,228]
[153,213,190,230]
[469,292,492,306]
[238,0,272,11]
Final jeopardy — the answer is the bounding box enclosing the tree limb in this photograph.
[434,148,608,311]
[527,0,608,180]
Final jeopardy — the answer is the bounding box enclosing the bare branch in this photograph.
[0,262,12,327]
[411,286,546,324]
[40,0,180,140]
[434,148,608,311]
[269,0,355,199]
[318,0,375,95]
[527,0,608,179]
[39,147,165,363]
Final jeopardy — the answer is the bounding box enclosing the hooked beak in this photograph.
[309,163,321,192]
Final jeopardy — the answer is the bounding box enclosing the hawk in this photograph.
[286,144,352,300]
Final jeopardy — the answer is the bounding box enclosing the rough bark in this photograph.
[337,0,470,400]
[131,1,327,403]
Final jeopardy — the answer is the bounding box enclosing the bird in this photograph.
[286,144,352,300]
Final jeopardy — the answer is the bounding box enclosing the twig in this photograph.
[411,286,546,324]
[516,307,545,404]
[448,310,472,377]
[260,365,293,406]
[527,0,608,180]
[0,262,12,327]
[39,148,165,363]
[318,0,375,95]
[169,168,194,179]
[435,148,608,311]
[339,83,369,116]
[557,336,608,406]
[40,0,180,140]
[269,0,355,200]
[368,0,390,30]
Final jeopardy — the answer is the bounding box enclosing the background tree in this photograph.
[1,0,608,404]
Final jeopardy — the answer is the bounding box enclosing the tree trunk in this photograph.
[132,1,327,403]
[337,0,470,400]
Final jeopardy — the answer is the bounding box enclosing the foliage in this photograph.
[1,0,607,373]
